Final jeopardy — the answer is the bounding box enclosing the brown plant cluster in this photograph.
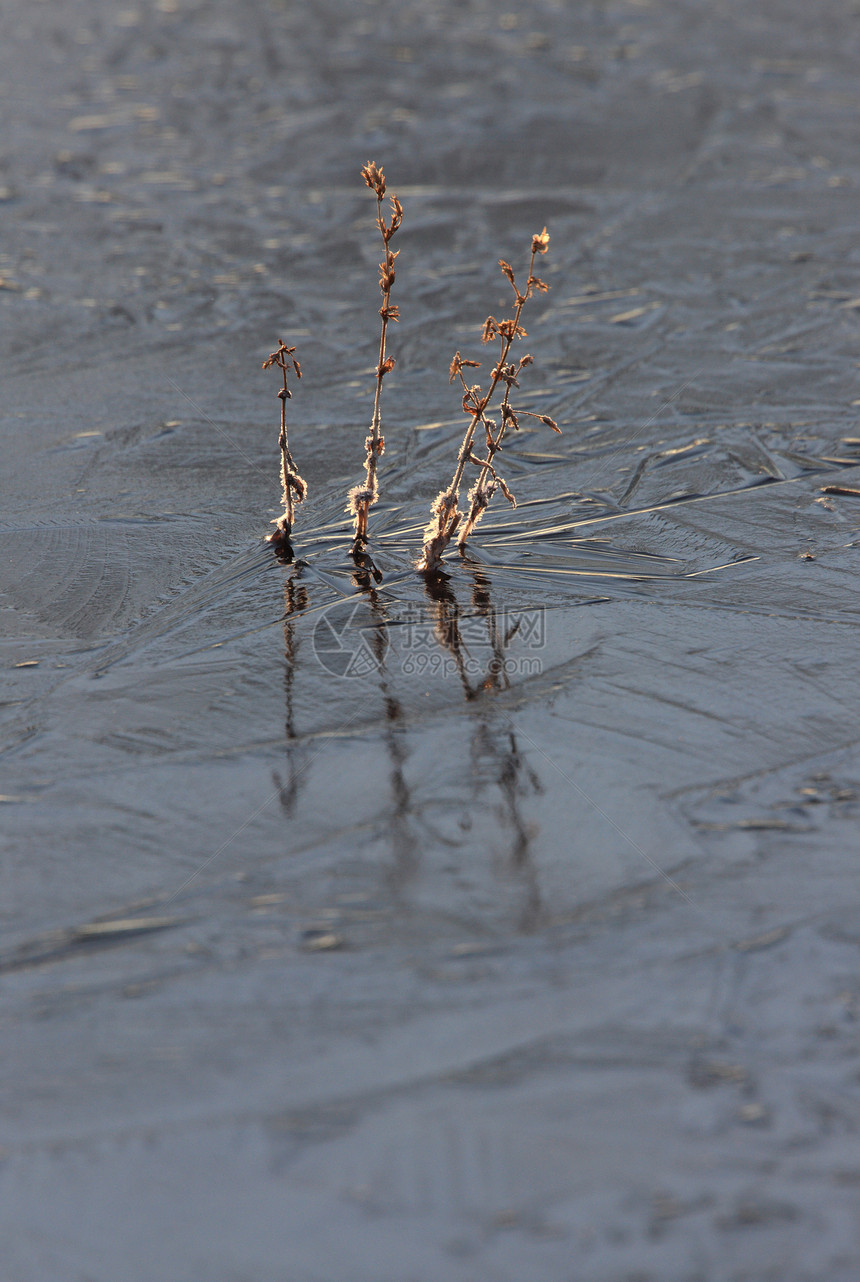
[261,166,558,576]
[419,228,558,572]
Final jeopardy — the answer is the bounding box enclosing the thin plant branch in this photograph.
[263,339,306,554]
[419,229,557,572]
[347,161,403,561]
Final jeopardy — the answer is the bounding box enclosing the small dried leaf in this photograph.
[540,414,561,433]
[498,476,517,506]
[499,259,517,288]
[286,470,307,500]
[481,316,499,343]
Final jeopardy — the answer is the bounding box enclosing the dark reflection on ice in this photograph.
[420,567,546,930]
[272,568,309,819]
[261,552,553,926]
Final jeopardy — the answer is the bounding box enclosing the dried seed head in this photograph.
[361,161,386,198]
[491,361,519,386]
[539,414,560,433]
[378,247,399,291]
[532,227,550,255]
[527,275,550,293]
[389,195,403,235]
[496,319,527,340]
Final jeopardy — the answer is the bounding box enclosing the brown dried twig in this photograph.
[419,229,558,572]
[263,339,306,553]
[347,161,403,560]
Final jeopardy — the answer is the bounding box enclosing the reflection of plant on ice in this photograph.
[271,559,545,930]
[272,569,309,818]
[424,567,545,931]
[353,567,415,895]
[422,568,524,699]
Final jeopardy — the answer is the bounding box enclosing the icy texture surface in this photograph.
[2,0,860,1277]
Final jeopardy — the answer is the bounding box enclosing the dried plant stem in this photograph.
[418,359,511,574]
[278,383,296,528]
[456,252,536,548]
[419,229,555,572]
[263,340,306,552]
[354,195,389,545]
[348,162,403,559]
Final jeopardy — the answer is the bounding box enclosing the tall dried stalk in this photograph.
[419,229,558,572]
[263,339,306,553]
[347,161,403,559]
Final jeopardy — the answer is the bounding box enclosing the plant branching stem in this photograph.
[353,191,393,553]
[431,246,538,559]
[279,371,295,529]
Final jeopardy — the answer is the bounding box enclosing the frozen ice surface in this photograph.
[2,0,860,1277]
